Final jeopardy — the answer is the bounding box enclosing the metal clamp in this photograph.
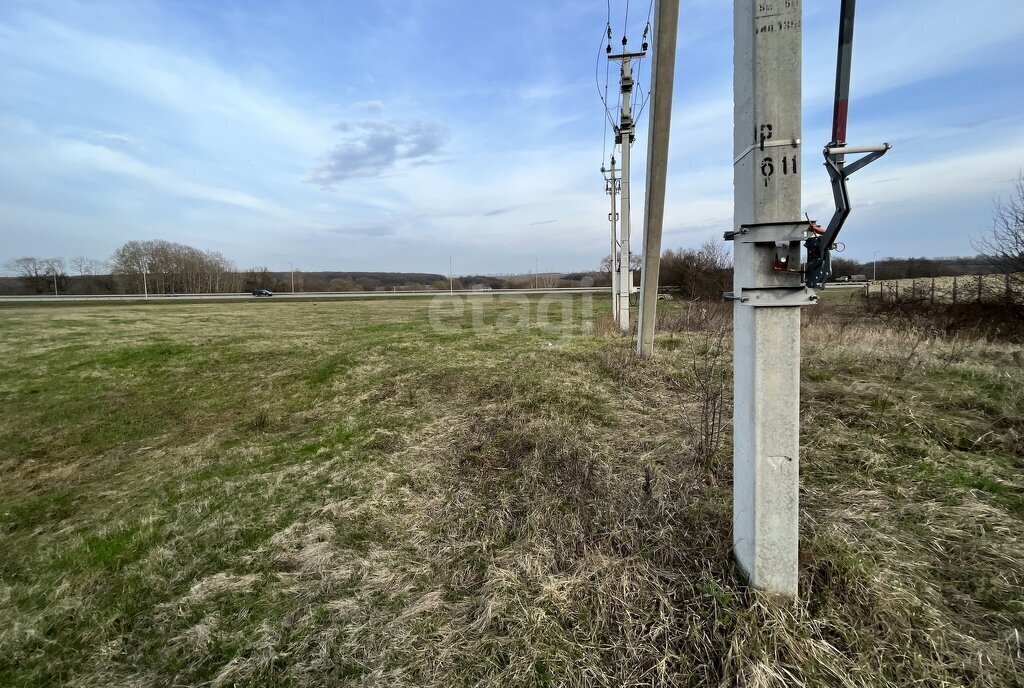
[724,221,815,244]
[733,138,801,166]
[739,287,818,307]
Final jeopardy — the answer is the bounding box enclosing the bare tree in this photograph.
[70,256,91,276]
[974,172,1024,298]
[659,239,732,300]
[7,257,47,293]
[5,257,69,293]
[110,240,237,294]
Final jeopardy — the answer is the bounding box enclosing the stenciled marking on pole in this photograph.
[754,0,801,37]
[755,121,799,188]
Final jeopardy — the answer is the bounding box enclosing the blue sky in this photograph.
[2,0,1023,274]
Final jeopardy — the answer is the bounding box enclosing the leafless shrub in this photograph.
[669,306,730,465]
[592,313,622,338]
[974,171,1024,297]
[659,239,733,300]
[865,296,1024,341]
[658,299,732,334]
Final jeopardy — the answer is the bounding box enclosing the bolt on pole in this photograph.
[637,0,680,358]
[730,0,806,597]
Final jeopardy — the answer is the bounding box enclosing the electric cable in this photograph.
[595,26,616,128]
[623,0,630,44]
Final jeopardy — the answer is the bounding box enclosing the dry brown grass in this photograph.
[0,298,1021,686]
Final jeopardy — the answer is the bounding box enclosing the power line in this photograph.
[595,23,617,168]
[632,9,653,120]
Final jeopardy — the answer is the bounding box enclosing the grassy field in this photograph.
[1,296,1022,686]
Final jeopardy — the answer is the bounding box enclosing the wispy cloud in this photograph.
[306,120,449,189]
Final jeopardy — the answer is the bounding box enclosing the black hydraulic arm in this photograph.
[804,0,890,288]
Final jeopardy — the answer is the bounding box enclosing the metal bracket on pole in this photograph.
[731,286,818,307]
[725,221,815,244]
[725,222,818,308]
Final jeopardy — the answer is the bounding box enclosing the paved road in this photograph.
[0,288,607,304]
[0,284,869,304]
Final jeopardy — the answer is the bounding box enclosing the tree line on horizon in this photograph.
[1,239,595,295]
[2,235,1017,299]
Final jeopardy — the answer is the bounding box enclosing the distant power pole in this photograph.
[728,0,811,597]
[449,256,453,294]
[609,44,647,332]
[602,156,620,319]
[637,0,680,358]
[290,263,295,293]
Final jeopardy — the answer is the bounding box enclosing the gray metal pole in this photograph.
[618,57,634,332]
[731,0,804,597]
[608,162,620,320]
[637,0,680,358]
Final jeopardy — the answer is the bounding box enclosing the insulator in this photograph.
[606,44,611,54]
[621,36,627,46]
[642,41,648,51]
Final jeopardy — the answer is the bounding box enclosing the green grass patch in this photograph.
[0,299,1021,686]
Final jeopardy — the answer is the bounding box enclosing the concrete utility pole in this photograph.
[290,263,295,293]
[729,0,812,597]
[637,0,680,358]
[609,47,646,332]
[603,157,621,320]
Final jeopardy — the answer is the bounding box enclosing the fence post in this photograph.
[977,274,983,304]
[930,277,935,305]
[895,281,899,300]
[1006,274,1012,304]
[952,275,958,304]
